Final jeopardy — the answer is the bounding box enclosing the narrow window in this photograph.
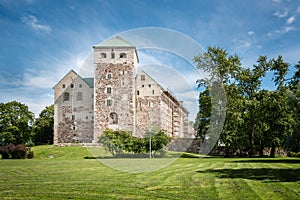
[100,53,107,58]
[120,53,127,58]
[62,84,65,88]
[137,90,139,95]
[72,115,75,120]
[106,99,112,106]
[152,90,155,95]
[149,84,151,87]
[71,84,74,88]
[141,75,145,81]
[86,116,88,120]
[76,92,83,101]
[63,92,69,101]
[111,52,115,59]
[79,84,82,88]
[107,87,112,94]
[107,73,112,79]
[72,125,76,130]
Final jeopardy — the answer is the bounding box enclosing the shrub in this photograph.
[0,144,34,159]
[27,150,34,159]
[289,152,300,157]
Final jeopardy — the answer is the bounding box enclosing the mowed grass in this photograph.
[0,146,299,199]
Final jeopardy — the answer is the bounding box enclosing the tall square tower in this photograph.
[93,37,139,141]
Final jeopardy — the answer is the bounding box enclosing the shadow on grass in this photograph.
[85,152,202,159]
[197,168,300,182]
[232,159,300,164]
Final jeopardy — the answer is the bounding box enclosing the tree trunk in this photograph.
[259,147,264,157]
[259,140,264,157]
[249,125,254,157]
[270,145,276,158]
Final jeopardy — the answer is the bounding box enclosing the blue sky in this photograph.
[0,0,299,120]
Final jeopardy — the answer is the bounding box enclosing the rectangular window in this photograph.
[73,107,77,112]
[76,92,83,101]
[107,87,112,94]
[107,73,112,79]
[141,75,145,81]
[79,84,82,88]
[63,92,69,101]
[71,84,74,88]
[107,99,112,106]
[72,115,75,120]
[62,84,65,88]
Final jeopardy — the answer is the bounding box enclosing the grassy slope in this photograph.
[0,145,299,199]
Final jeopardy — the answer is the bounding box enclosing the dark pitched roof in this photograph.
[82,78,94,88]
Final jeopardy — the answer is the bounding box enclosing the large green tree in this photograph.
[0,101,34,145]
[33,105,54,145]
[194,46,299,157]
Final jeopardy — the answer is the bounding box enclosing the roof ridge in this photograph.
[93,36,135,48]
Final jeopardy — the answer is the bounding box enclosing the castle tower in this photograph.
[93,37,138,141]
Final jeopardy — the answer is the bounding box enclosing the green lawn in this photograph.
[0,145,299,199]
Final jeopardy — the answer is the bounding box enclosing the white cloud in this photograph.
[276,26,296,34]
[287,16,295,24]
[274,11,288,18]
[272,0,281,3]
[21,15,51,32]
[247,31,255,37]
[242,40,251,48]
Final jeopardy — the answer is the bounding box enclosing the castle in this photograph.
[53,37,189,145]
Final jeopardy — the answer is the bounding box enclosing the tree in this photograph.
[284,63,300,153]
[144,130,171,157]
[0,101,34,145]
[194,46,239,155]
[33,105,54,145]
[194,46,298,157]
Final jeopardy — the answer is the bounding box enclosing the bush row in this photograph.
[0,144,34,159]
[289,152,300,157]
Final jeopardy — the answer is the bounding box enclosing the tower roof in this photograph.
[93,36,135,48]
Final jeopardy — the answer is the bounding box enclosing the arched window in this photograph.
[120,53,127,58]
[110,112,118,124]
[63,92,69,101]
[100,53,107,58]
[76,92,83,101]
